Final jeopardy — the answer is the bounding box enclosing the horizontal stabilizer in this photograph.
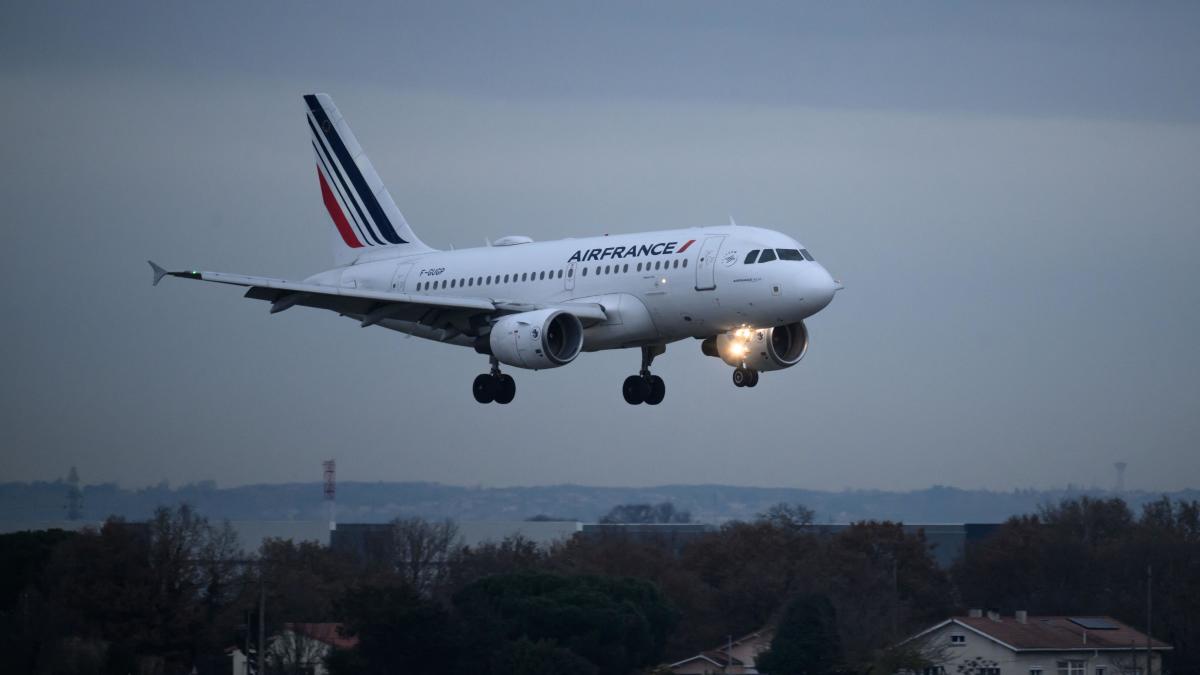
[148,260,168,286]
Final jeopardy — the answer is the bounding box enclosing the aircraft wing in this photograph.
[148,262,608,334]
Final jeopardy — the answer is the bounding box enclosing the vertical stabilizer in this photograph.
[304,93,430,265]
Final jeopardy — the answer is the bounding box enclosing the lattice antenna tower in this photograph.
[1114,462,1127,493]
[323,460,336,532]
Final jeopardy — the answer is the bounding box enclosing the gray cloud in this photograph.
[1,2,1197,491]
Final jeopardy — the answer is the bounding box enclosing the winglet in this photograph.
[148,260,169,286]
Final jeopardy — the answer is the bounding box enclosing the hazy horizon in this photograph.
[2,2,1198,492]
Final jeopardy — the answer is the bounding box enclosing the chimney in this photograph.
[987,610,1001,622]
[969,609,983,618]
[1016,610,1028,624]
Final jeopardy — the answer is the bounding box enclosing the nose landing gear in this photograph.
[473,357,516,404]
[732,367,759,388]
[623,345,666,405]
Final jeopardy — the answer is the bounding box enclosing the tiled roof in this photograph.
[285,622,359,650]
[953,616,1171,651]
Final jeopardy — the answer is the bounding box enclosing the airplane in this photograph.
[150,94,841,405]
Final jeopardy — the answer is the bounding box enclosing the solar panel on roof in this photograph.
[1070,617,1118,630]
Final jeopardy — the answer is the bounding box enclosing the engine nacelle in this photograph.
[486,309,584,370]
[703,321,809,371]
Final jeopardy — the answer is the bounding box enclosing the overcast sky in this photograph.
[1,2,1198,492]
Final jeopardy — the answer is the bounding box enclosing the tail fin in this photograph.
[304,93,430,264]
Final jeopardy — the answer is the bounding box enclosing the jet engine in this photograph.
[702,321,809,371]
[485,309,584,370]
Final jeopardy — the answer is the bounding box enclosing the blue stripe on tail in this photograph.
[304,95,407,245]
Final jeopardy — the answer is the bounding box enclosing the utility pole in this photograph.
[1146,564,1153,675]
[259,583,266,675]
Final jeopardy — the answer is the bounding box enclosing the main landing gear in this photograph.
[732,367,760,388]
[473,357,516,404]
[623,345,666,405]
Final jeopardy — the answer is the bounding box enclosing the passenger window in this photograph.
[539,271,545,280]
[654,261,661,270]
[582,268,588,276]
[682,259,688,268]
[801,248,814,261]
[450,279,456,288]
[568,268,574,278]
[759,249,777,263]
[637,263,643,272]
[745,250,760,264]
[478,277,483,285]
[605,265,611,274]
[595,266,600,275]
[777,249,803,261]
[557,269,563,278]
[467,278,473,286]
[673,259,679,269]
[519,273,526,281]
[623,264,628,273]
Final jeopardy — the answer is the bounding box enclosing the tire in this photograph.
[472,373,496,403]
[732,368,748,388]
[494,374,516,404]
[623,375,648,404]
[746,370,759,388]
[645,375,666,405]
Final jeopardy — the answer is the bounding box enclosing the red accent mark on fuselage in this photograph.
[677,239,696,253]
[317,166,363,248]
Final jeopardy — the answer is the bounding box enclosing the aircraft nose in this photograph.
[800,264,838,315]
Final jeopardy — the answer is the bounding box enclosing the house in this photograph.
[665,630,774,674]
[230,623,358,675]
[902,611,1171,675]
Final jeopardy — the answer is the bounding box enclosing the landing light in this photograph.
[729,343,747,358]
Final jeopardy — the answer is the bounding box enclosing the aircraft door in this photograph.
[390,263,413,291]
[565,261,576,291]
[694,235,726,291]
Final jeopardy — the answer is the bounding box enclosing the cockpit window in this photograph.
[776,248,803,261]
[800,248,814,261]
[744,250,760,264]
[758,248,777,263]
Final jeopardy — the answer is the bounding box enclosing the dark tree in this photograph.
[489,638,599,675]
[444,534,548,596]
[758,502,816,531]
[452,572,677,675]
[822,521,954,667]
[384,518,460,596]
[326,584,457,675]
[600,502,692,524]
[756,594,843,675]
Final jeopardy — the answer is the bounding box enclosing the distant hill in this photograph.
[2,480,1195,525]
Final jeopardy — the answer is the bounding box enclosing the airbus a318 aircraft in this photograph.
[150,94,841,405]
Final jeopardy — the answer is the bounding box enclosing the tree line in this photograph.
[1,497,1197,674]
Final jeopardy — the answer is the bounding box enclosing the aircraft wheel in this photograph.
[473,373,496,403]
[494,374,516,404]
[746,370,760,388]
[645,375,666,405]
[623,375,648,405]
[732,368,749,388]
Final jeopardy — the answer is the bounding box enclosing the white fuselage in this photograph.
[305,225,838,351]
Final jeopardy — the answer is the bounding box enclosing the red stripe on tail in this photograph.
[317,166,364,248]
